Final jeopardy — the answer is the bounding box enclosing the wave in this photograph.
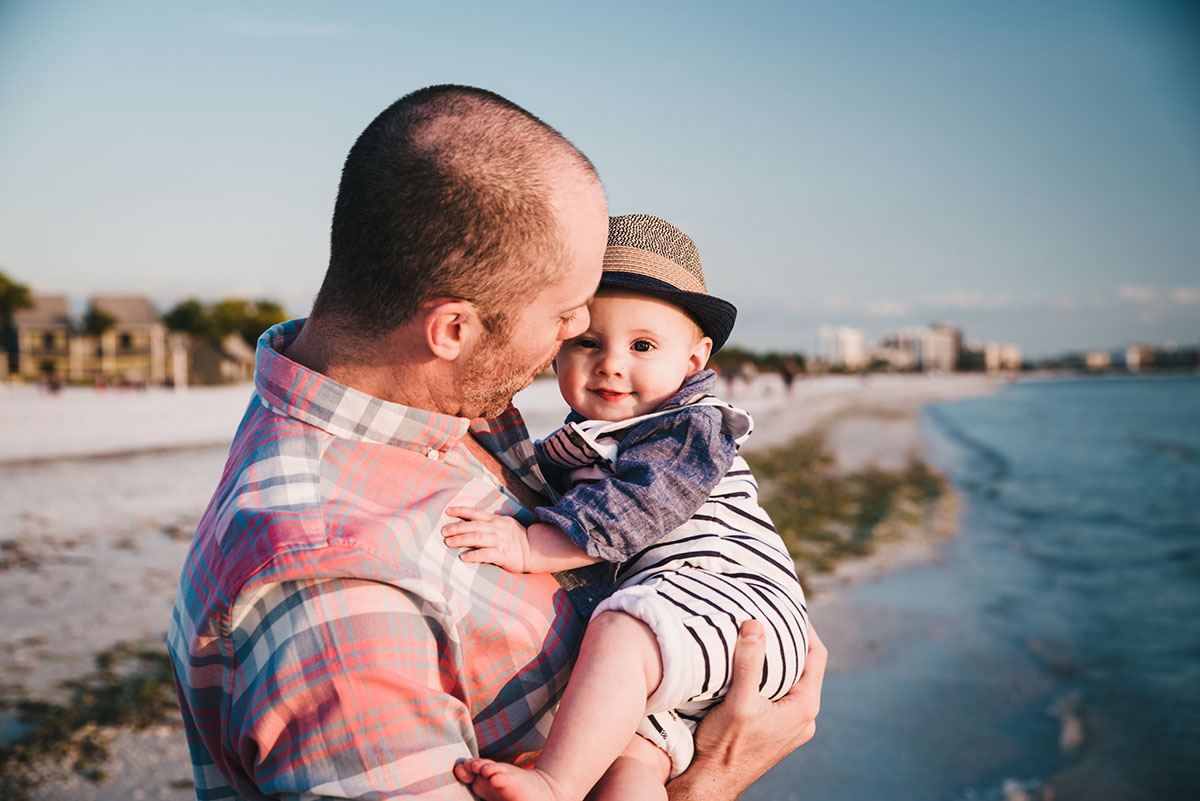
[924,405,1011,483]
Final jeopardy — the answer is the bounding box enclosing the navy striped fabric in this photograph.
[537,394,810,776]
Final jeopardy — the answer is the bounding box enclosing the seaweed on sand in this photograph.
[0,640,179,799]
[747,428,949,586]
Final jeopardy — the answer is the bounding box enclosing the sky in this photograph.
[0,0,1197,358]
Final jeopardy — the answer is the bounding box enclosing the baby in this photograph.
[444,214,810,801]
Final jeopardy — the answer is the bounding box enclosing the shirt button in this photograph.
[426,447,440,461]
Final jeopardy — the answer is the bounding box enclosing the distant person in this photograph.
[167,86,825,799]
[446,215,811,801]
[780,357,799,395]
[740,360,759,397]
[722,361,741,398]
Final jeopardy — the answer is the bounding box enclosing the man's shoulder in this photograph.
[193,400,485,594]
[224,395,475,503]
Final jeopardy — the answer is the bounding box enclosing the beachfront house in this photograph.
[83,296,169,386]
[10,294,77,382]
[185,333,256,385]
[3,292,265,387]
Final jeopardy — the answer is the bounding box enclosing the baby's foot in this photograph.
[453,758,568,801]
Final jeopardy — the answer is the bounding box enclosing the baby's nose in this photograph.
[596,351,625,375]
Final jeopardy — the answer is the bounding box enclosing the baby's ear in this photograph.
[689,336,713,373]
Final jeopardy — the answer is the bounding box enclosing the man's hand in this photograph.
[443,507,534,573]
[667,619,827,801]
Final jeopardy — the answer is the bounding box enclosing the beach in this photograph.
[0,372,1001,799]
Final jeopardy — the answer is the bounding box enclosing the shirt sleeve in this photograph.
[534,405,737,562]
[226,577,478,800]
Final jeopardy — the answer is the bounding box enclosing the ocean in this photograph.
[748,374,1200,801]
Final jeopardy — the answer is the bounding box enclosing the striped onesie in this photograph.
[534,379,809,777]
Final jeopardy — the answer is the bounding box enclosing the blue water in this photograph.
[748,375,1200,801]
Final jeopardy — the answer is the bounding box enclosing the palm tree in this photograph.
[84,305,118,378]
[0,270,34,374]
[84,306,117,338]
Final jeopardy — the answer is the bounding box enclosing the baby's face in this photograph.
[555,289,712,421]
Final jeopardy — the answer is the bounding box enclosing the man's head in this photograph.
[312,84,602,337]
[304,85,607,417]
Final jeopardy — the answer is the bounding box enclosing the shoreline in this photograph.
[736,372,999,599]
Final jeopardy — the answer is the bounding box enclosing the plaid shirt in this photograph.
[167,320,585,799]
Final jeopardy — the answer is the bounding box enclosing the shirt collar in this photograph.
[664,368,719,406]
[253,319,471,456]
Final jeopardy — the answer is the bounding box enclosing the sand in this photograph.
[0,372,999,800]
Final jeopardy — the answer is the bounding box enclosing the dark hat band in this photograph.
[599,271,737,353]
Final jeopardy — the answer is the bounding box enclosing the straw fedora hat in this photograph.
[600,214,737,352]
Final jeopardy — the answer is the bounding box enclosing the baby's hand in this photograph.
[443,507,534,573]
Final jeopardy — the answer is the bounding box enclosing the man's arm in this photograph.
[667,620,828,801]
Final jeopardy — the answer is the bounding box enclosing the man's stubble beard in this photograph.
[459,327,560,419]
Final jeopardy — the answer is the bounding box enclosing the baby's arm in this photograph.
[442,508,602,573]
[448,407,734,573]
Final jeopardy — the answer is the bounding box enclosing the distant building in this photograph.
[879,329,923,371]
[878,323,962,372]
[870,341,918,371]
[818,325,867,370]
[960,341,986,372]
[85,295,168,385]
[186,333,256,385]
[11,294,76,381]
[985,342,1022,373]
[1085,350,1112,371]
[3,290,264,387]
[1002,344,1022,371]
[1126,344,1156,372]
[923,322,962,372]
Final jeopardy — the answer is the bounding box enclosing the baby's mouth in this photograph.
[591,389,631,402]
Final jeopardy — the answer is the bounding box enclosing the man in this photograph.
[168,84,825,800]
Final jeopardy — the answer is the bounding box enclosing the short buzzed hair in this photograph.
[312,85,599,335]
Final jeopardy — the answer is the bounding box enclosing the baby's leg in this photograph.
[456,611,665,801]
[585,734,670,801]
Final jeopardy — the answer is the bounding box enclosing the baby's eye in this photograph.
[632,340,653,353]
[573,338,599,350]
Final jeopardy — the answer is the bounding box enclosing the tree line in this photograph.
[161,298,288,347]
[710,345,806,376]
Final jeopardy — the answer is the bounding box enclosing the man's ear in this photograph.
[688,336,714,374]
[422,299,482,361]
